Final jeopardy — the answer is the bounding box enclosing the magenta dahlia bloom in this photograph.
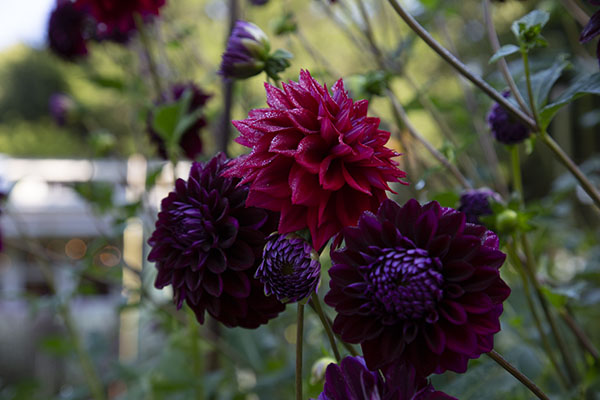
[75,0,165,39]
[255,233,321,303]
[47,0,91,60]
[147,82,210,160]
[487,91,530,145]
[225,70,407,250]
[314,356,457,400]
[325,199,510,375]
[147,153,285,328]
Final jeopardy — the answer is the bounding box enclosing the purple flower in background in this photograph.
[49,93,75,126]
[75,0,166,40]
[314,356,457,400]
[325,199,511,375]
[255,233,321,303]
[249,0,269,5]
[47,0,91,60]
[487,91,530,145]
[147,82,210,160]
[458,188,501,225]
[219,21,271,79]
[148,154,285,328]
[580,1,600,67]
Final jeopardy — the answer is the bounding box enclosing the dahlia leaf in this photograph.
[489,44,520,64]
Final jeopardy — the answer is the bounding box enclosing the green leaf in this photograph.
[489,44,520,64]
[529,56,570,110]
[539,72,600,129]
[511,10,550,50]
[152,103,180,143]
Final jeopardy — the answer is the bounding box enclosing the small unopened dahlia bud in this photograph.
[487,90,531,145]
[219,21,271,79]
[458,188,501,225]
[255,233,321,303]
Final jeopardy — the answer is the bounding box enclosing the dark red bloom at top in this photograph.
[325,199,510,376]
[225,70,407,250]
[314,356,457,400]
[147,153,285,328]
[48,0,91,61]
[75,0,165,39]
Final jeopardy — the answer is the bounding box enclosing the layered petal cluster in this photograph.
[147,82,211,160]
[458,188,501,225]
[487,91,530,145]
[325,199,510,375]
[226,70,407,250]
[76,0,166,39]
[148,153,285,328]
[255,233,321,303]
[48,0,91,61]
[580,1,600,67]
[314,356,457,400]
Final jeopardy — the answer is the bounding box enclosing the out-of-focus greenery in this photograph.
[1,0,600,399]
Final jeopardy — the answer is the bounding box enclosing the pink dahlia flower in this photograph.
[226,70,407,250]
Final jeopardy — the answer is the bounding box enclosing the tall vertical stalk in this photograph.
[296,303,304,400]
[487,350,550,400]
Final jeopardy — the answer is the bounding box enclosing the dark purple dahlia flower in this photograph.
[487,91,530,145]
[219,21,271,79]
[49,93,75,126]
[314,356,457,400]
[325,199,510,375]
[458,188,501,225]
[249,0,269,5]
[580,1,600,67]
[147,82,210,160]
[147,153,285,328]
[47,0,91,60]
[255,233,321,303]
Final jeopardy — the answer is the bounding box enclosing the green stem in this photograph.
[385,0,536,130]
[560,307,600,364]
[134,13,163,97]
[506,241,570,387]
[296,303,304,400]
[487,350,551,400]
[521,51,540,129]
[510,146,524,205]
[310,295,341,362]
[187,309,203,400]
[520,234,580,384]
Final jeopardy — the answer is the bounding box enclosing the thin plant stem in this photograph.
[134,14,164,97]
[385,0,537,130]
[482,0,530,114]
[309,295,341,362]
[187,309,204,400]
[520,234,580,384]
[505,241,570,387]
[560,307,600,363]
[560,0,591,26]
[487,350,551,400]
[510,146,523,204]
[541,134,600,209]
[387,89,473,189]
[296,303,304,400]
[521,51,540,129]
[218,0,239,156]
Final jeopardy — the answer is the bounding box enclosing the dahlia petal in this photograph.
[287,109,319,133]
[341,164,372,195]
[202,272,223,297]
[269,130,303,155]
[361,329,405,371]
[217,216,239,248]
[320,156,345,191]
[295,134,328,174]
[235,207,268,230]
[155,268,173,288]
[424,323,446,355]
[444,323,477,355]
[225,240,255,270]
[222,271,251,298]
[310,218,340,251]
[445,235,481,261]
[415,209,439,248]
[289,163,320,206]
[185,269,202,291]
[265,83,292,109]
[439,300,468,325]
[485,279,511,303]
[428,234,451,258]
[443,260,475,282]
[461,266,499,292]
[437,211,465,238]
[459,292,493,314]
[279,202,307,233]
[580,11,600,43]
[246,190,285,210]
[438,351,469,374]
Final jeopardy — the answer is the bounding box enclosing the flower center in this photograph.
[367,248,443,323]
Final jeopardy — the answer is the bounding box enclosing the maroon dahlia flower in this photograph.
[75,0,165,39]
[255,233,321,303]
[147,153,285,328]
[147,82,210,160]
[325,199,510,375]
[47,0,91,61]
[314,356,457,400]
[225,70,407,250]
